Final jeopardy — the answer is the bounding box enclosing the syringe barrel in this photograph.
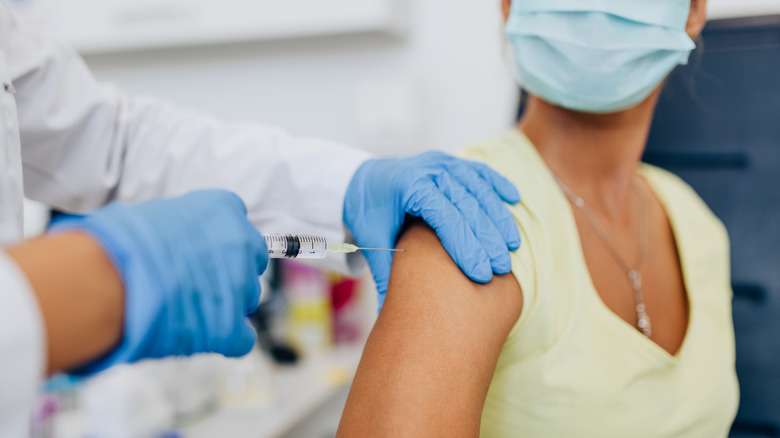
[264,234,329,259]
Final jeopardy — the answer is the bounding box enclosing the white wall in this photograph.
[709,0,780,19]
[75,0,519,157]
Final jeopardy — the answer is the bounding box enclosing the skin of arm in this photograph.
[6,232,124,375]
[337,221,523,437]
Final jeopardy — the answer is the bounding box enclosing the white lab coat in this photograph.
[0,5,370,436]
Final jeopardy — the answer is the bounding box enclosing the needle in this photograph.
[358,248,408,252]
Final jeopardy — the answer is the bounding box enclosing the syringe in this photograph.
[263,233,406,259]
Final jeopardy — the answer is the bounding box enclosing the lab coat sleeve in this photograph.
[4,14,372,275]
[0,252,45,438]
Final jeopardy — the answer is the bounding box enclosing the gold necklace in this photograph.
[555,176,652,337]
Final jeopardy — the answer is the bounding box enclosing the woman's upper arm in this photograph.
[338,222,523,437]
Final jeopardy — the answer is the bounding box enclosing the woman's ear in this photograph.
[686,0,708,39]
[502,0,512,23]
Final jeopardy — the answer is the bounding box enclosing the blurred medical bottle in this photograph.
[282,261,333,358]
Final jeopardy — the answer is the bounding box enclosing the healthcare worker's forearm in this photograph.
[7,232,124,375]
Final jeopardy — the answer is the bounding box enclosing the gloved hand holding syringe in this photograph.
[264,233,406,259]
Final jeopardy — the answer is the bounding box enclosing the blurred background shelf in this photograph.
[183,344,363,438]
[53,344,365,438]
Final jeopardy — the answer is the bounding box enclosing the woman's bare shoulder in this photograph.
[386,221,523,322]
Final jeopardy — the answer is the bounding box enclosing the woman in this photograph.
[338,0,739,436]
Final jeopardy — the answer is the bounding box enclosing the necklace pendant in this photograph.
[636,304,652,337]
[629,271,651,336]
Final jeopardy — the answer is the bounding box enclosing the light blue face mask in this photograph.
[506,0,696,114]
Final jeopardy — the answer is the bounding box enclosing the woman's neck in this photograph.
[518,92,661,221]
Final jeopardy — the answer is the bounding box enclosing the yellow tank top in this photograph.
[459,130,739,438]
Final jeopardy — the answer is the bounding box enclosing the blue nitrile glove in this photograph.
[49,190,267,375]
[344,151,521,309]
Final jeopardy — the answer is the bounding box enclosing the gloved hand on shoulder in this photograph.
[344,151,521,309]
[50,190,267,374]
